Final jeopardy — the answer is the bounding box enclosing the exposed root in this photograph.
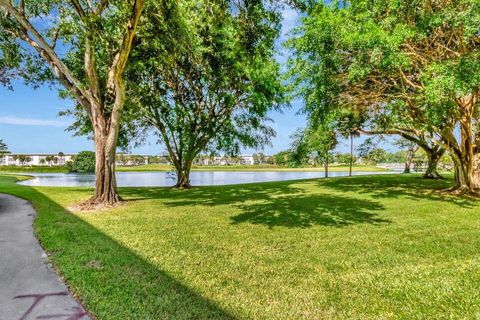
[70,196,124,212]
[438,186,480,197]
[423,173,443,180]
[173,183,192,189]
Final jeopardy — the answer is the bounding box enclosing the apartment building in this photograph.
[195,155,256,166]
[0,153,75,166]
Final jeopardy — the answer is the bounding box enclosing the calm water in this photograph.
[18,171,393,187]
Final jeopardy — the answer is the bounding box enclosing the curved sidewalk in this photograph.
[0,194,89,320]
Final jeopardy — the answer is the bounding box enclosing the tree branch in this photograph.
[69,0,87,19]
[0,0,94,106]
[96,0,109,15]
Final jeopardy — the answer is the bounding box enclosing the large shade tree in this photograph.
[0,0,146,206]
[287,0,480,193]
[128,0,284,188]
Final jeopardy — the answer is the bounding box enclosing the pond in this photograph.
[17,171,394,187]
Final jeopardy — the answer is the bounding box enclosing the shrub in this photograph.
[69,151,95,173]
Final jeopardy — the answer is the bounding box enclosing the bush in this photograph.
[69,151,95,173]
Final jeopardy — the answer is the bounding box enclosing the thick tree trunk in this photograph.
[175,172,191,189]
[86,118,122,206]
[423,148,444,179]
[174,159,193,189]
[91,138,120,205]
[457,154,480,192]
[439,96,480,193]
[454,104,479,192]
[452,155,471,192]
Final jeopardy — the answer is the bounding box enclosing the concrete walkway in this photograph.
[0,194,89,320]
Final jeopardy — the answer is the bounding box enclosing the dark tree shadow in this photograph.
[230,193,388,228]
[319,174,476,208]
[120,180,389,228]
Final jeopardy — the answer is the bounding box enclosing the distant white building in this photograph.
[0,153,75,166]
[115,153,150,166]
[194,155,256,166]
[0,153,260,167]
[239,155,255,165]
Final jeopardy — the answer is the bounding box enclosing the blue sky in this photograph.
[0,8,391,155]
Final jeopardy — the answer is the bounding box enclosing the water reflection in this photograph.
[17,171,394,187]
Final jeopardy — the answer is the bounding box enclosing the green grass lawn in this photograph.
[1,174,479,319]
[118,163,387,172]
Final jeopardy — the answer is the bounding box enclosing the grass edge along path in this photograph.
[1,174,480,319]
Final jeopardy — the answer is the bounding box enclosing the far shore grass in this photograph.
[0,165,69,173]
[0,173,479,319]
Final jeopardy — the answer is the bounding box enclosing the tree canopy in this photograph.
[287,0,480,192]
[126,0,284,187]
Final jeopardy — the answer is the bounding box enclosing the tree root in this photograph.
[72,195,124,212]
[439,186,480,197]
[423,172,443,180]
[174,183,192,189]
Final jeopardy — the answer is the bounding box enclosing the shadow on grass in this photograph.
[0,175,235,319]
[230,193,388,228]
[319,174,476,208]
[120,180,390,228]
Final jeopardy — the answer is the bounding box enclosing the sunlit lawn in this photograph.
[1,174,480,319]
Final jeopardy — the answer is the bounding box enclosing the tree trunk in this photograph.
[452,154,471,192]
[324,159,329,178]
[403,146,418,174]
[446,121,479,193]
[454,101,479,192]
[423,148,444,179]
[404,151,413,174]
[438,96,480,193]
[175,172,191,188]
[86,114,122,206]
[91,135,121,205]
[174,159,193,189]
[349,133,353,177]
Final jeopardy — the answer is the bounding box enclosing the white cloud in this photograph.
[0,115,66,127]
[280,8,300,40]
